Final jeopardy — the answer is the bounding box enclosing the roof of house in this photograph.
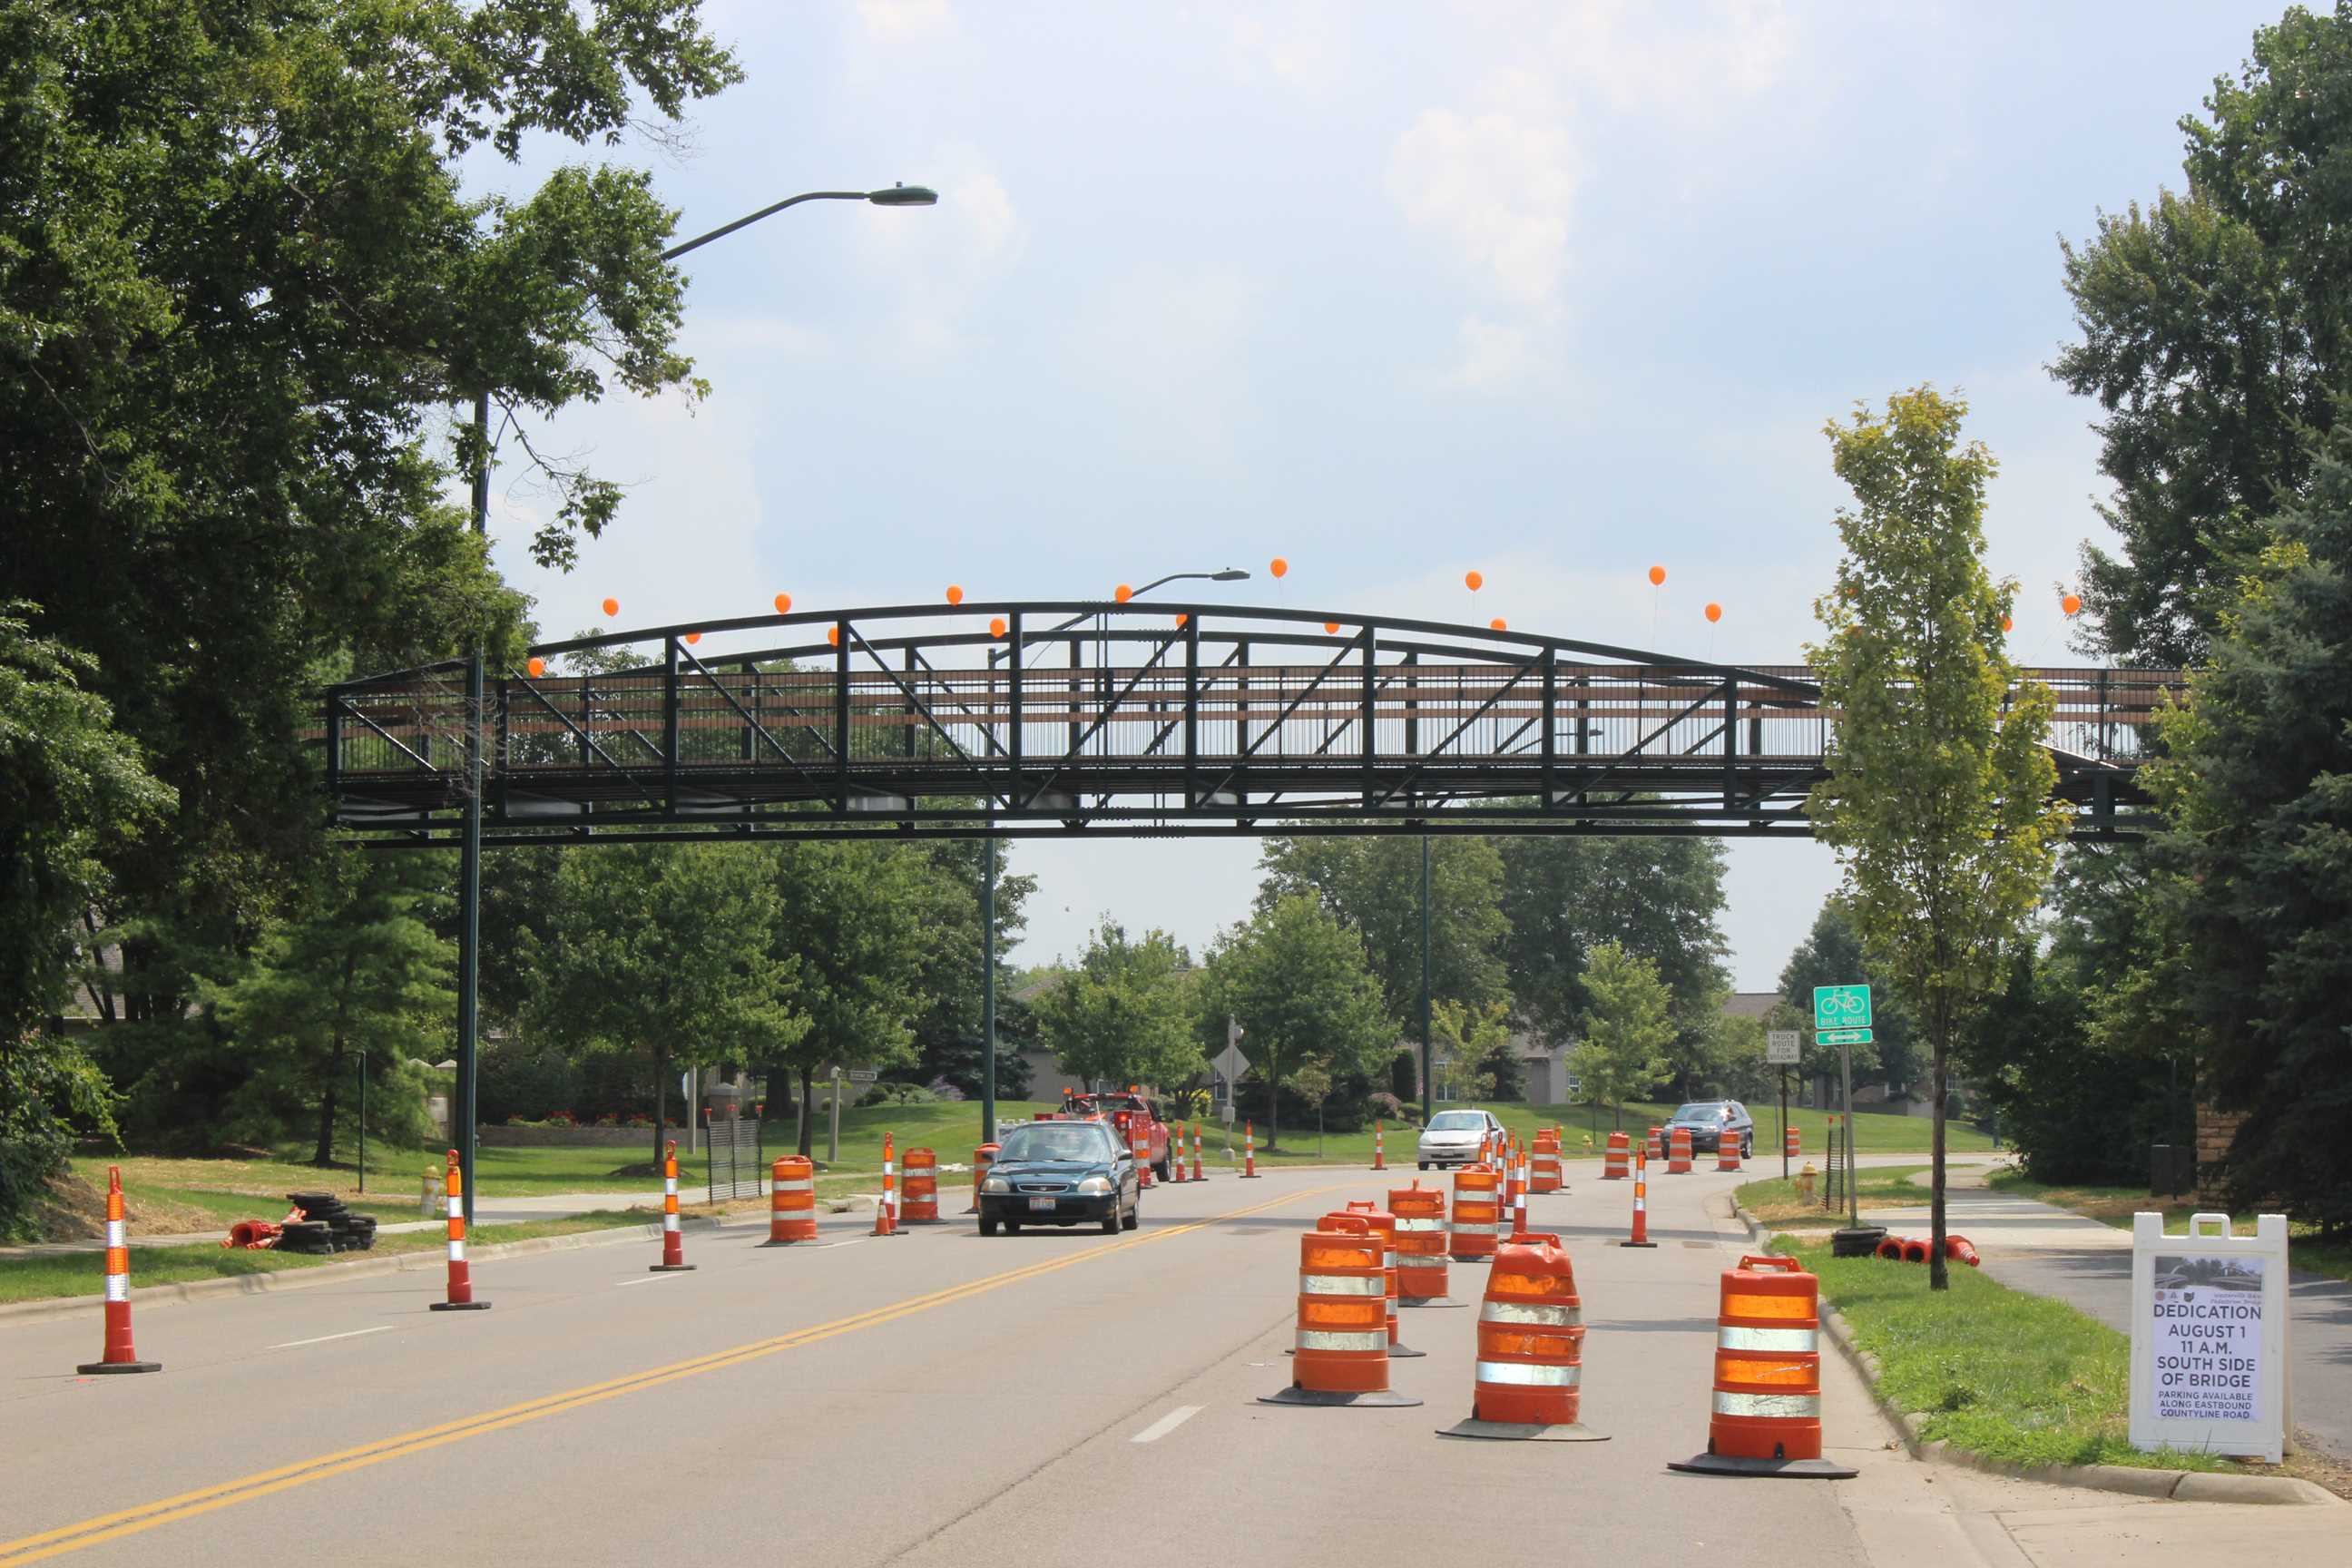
[1720,992,1781,1020]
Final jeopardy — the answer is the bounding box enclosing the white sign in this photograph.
[1212,1043,1250,1083]
[1766,1030,1801,1065]
[2128,1211,2290,1463]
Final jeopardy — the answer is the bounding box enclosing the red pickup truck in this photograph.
[1063,1091,1173,1181]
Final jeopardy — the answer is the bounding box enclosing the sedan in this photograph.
[976,1119,1140,1236]
[1662,1100,1754,1156]
[1416,1108,1506,1170]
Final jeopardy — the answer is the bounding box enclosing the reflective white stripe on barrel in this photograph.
[1451,1220,1498,1235]
[1475,1359,1581,1386]
[449,1239,466,1261]
[106,1220,125,1248]
[664,1213,680,1232]
[447,1194,462,1220]
[1394,1216,1444,1231]
[1299,1273,1385,1296]
[105,1274,128,1302]
[1480,1299,1582,1327]
[1712,1391,1820,1417]
[1296,1329,1387,1351]
[774,1179,814,1193]
[1719,1326,1817,1352]
[1384,1250,1400,1270]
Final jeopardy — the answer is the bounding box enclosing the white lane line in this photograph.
[1129,1405,1203,1445]
[269,1326,394,1350]
[819,1237,872,1250]
[615,1272,691,1287]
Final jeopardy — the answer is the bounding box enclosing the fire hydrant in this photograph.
[1795,1161,1818,1201]
[422,1165,444,1218]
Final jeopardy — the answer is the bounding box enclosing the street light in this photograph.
[448,182,934,1222]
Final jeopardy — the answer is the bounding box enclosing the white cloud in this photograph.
[855,142,1024,365]
[854,0,956,44]
[1225,1,1351,95]
[1542,0,1795,118]
[1387,97,1577,309]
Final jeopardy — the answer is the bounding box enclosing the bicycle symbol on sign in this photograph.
[1812,985,1872,1030]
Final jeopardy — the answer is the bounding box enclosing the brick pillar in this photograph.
[2195,1104,2247,1204]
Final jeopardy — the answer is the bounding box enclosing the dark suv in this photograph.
[1662,1100,1754,1156]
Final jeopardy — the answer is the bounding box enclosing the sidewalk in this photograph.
[1863,1170,2352,1465]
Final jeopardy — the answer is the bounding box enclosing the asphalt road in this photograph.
[1,1157,2337,1567]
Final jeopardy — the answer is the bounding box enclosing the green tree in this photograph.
[1033,919,1201,1093]
[898,836,1037,1106]
[1776,897,1921,1091]
[3,1,740,1102]
[0,604,171,1234]
[1569,942,1674,1128]
[1811,387,2072,1288]
[2146,413,2352,1233]
[522,844,805,1166]
[1431,998,1517,1102]
[1257,837,1511,1020]
[1199,896,1394,1151]
[203,857,453,1165]
[2052,5,2352,663]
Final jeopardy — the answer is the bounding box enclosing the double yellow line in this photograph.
[2,1181,1348,1564]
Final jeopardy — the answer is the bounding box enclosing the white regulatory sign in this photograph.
[2128,1211,2289,1463]
[1766,1030,1801,1064]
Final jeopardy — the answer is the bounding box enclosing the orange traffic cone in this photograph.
[77,1167,161,1374]
[650,1140,694,1271]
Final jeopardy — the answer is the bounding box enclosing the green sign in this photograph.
[1813,984,1872,1032]
[1818,1027,1874,1046]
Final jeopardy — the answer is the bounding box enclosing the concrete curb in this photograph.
[0,1211,772,1330]
[1729,1201,2338,1508]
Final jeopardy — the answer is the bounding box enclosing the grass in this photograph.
[1986,1170,2352,1285]
[0,1210,652,1307]
[1768,1232,2237,1474]
[1734,1165,1933,1228]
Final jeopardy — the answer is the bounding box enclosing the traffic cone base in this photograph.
[1437,1418,1609,1442]
[1257,1387,1422,1408]
[1667,1451,1856,1479]
[1618,1240,1659,1249]
[429,1299,493,1311]
[648,1262,698,1272]
[1285,1343,1426,1359]
[1396,1295,1469,1308]
[76,1358,162,1375]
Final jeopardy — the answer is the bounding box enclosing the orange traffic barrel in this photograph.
[965,1143,997,1215]
[1436,1231,1608,1443]
[1900,1237,1932,1265]
[1668,1253,1855,1478]
[1389,1181,1461,1308]
[1529,1129,1563,1194]
[1668,1126,1693,1174]
[763,1156,817,1244]
[1873,1235,1906,1261]
[1784,1125,1801,1160]
[1602,1132,1630,1181]
[1339,1200,1423,1357]
[1448,1165,1500,1262]
[1259,1214,1421,1408]
[1717,1132,1742,1172]
[901,1147,940,1223]
[1646,1125,1663,1161]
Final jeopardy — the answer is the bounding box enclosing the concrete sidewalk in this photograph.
[1863,1173,2352,1464]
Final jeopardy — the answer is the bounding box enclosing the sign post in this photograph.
[1813,985,1871,1236]
[1767,1030,1800,1178]
[2129,1212,2291,1463]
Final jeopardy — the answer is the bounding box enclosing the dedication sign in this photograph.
[2128,1211,2290,1463]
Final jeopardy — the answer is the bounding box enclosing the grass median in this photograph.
[1734,1165,1932,1228]
[1985,1171,2352,1286]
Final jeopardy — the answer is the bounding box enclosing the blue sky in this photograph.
[473,0,2279,988]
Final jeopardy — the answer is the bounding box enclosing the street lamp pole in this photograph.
[450,184,934,1223]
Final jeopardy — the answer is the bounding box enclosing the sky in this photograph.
[468,0,2281,990]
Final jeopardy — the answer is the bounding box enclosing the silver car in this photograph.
[1416,1108,1505,1170]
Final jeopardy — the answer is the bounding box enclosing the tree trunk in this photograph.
[1267,1054,1279,1152]
[797,1065,815,1157]
[313,1073,338,1167]
[1928,1020,1949,1291]
[652,1049,668,1171]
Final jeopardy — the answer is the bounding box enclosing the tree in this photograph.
[1032,919,1201,1093]
[1431,998,1517,1102]
[2,2,740,1119]
[522,844,805,1166]
[1569,942,1674,1127]
[898,836,1036,1106]
[1199,896,1394,1151]
[202,857,452,1165]
[1810,387,2072,1289]
[0,603,171,1235]
[1776,897,1922,1092]
[2052,5,2352,664]
[2146,412,2352,1234]
[1257,837,1511,1020]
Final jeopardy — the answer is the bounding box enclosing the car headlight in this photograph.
[982,1176,1010,1193]
[1074,1176,1112,1195]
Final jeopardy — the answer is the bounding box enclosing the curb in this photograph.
[1728,1201,2338,1508]
[0,1211,763,1329]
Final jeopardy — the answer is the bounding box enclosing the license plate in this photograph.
[1027,1197,1057,1211]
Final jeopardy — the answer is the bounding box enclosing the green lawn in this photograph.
[1735,1165,1932,1228]
[1768,1232,2235,1473]
[0,1210,652,1307]
[1553,1101,1995,1156]
[1986,1171,2352,1285]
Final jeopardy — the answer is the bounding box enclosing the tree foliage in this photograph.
[1776,897,1921,1091]
[1810,387,2071,1287]
[1568,941,1674,1126]
[1033,919,1201,1093]
[1199,895,1394,1150]
[1257,837,1511,1021]
[1431,998,1517,1102]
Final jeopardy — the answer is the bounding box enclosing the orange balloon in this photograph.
[1115,583,1134,603]
[1269,557,1289,578]
[946,584,965,606]
[2002,614,2014,633]
[989,616,1008,638]
[1490,617,1508,632]
[773,593,792,614]
[602,597,620,616]
[1704,603,1722,624]
[525,656,545,679]
[1174,612,1189,627]
[1324,621,1341,634]
[1465,570,1484,593]
[684,632,701,645]
[1647,565,1666,587]
[2062,593,2082,616]
[827,626,840,646]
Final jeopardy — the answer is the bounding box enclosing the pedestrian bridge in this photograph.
[320,601,2177,845]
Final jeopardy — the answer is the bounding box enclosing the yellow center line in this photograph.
[2,1180,1353,1565]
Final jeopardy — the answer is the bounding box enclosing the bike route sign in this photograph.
[1812,984,1872,1032]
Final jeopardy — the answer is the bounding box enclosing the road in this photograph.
[2,1157,2339,1567]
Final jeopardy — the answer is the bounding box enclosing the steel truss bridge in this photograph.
[321,602,2179,845]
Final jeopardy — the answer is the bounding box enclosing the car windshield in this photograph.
[1426,1111,1486,1131]
[1671,1103,1730,1122]
[995,1125,1115,1163]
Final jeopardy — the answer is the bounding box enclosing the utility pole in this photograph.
[981,834,997,1145]
[455,388,489,1225]
[1419,835,1434,1126]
